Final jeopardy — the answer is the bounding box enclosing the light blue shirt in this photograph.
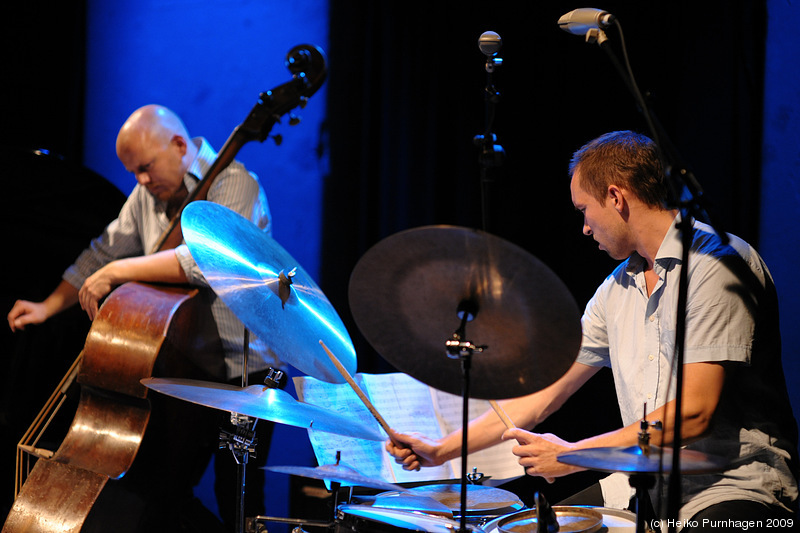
[577,216,798,521]
[64,137,283,380]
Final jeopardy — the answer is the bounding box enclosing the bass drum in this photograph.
[337,505,477,533]
[480,506,636,533]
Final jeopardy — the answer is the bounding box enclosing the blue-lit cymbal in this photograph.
[181,201,356,383]
[557,445,729,474]
[141,377,383,440]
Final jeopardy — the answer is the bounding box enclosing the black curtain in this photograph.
[323,0,765,369]
[322,0,765,504]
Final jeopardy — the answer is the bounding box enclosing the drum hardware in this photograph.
[557,408,727,533]
[534,492,558,533]
[636,403,663,456]
[336,505,476,533]
[483,507,604,533]
[466,467,484,484]
[258,452,400,533]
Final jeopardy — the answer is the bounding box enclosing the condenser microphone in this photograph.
[558,8,616,35]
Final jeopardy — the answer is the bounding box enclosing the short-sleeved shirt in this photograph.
[578,217,799,522]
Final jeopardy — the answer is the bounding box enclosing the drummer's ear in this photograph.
[606,185,626,214]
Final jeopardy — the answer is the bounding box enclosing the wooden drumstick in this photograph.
[489,400,516,429]
[319,340,393,436]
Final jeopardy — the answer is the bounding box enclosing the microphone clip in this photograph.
[485,55,503,73]
[585,28,609,46]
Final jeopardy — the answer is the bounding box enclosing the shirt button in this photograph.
[648,354,655,361]
[649,315,655,322]
[647,393,653,399]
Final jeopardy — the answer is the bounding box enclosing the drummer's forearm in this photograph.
[499,362,601,431]
[435,408,520,462]
[574,365,724,450]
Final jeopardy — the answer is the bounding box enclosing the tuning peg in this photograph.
[288,115,301,126]
[270,134,283,146]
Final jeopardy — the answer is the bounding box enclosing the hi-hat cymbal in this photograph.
[557,445,729,474]
[348,225,581,399]
[264,464,403,492]
[141,377,383,441]
[181,201,356,384]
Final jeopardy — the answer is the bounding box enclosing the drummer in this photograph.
[7,104,283,531]
[386,131,799,530]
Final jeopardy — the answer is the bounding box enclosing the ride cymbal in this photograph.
[348,225,581,399]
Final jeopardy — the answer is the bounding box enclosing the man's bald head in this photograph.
[116,104,190,158]
[115,105,197,203]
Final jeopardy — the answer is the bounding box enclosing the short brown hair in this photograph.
[569,131,668,209]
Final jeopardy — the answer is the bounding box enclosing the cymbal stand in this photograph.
[445,299,487,533]
[221,327,287,533]
[630,406,662,533]
[220,413,258,533]
[219,327,256,533]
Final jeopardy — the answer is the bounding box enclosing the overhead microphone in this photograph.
[557,8,616,35]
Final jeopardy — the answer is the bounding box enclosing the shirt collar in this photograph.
[184,137,215,193]
[624,213,685,276]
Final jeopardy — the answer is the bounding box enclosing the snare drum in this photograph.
[337,505,475,533]
[376,484,525,526]
[480,506,636,533]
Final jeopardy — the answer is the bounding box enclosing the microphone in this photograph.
[478,31,502,57]
[558,8,615,35]
[478,31,503,72]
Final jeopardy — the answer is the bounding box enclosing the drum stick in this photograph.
[319,340,393,435]
[489,400,516,429]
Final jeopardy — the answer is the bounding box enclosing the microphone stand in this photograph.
[474,35,505,234]
[584,24,727,533]
[440,32,505,533]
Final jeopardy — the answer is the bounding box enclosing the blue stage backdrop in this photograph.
[761,1,800,426]
[82,0,329,525]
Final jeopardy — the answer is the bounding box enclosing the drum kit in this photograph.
[140,200,729,533]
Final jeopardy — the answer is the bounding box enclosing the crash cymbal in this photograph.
[181,201,356,384]
[141,377,383,441]
[557,445,729,474]
[348,225,581,399]
[264,464,403,492]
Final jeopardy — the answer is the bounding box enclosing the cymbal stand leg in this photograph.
[629,473,655,533]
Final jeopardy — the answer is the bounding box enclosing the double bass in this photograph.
[3,44,327,533]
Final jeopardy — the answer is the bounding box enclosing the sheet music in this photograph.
[358,373,456,482]
[293,377,393,480]
[294,374,454,483]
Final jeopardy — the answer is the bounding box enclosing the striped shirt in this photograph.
[64,137,283,380]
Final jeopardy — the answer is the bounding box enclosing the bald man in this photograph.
[8,104,281,530]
